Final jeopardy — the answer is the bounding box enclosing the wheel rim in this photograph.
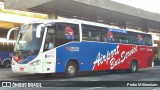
[5,64,9,67]
[4,62,10,68]
[132,63,137,72]
[68,65,75,75]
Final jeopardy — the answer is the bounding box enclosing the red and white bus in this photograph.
[9,19,154,77]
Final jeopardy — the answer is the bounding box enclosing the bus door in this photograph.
[42,27,56,73]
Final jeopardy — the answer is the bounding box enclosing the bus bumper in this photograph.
[11,62,56,74]
[11,64,43,74]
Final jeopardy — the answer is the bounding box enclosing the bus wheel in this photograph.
[130,61,138,73]
[3,60,11,68]
[65,62,77,78]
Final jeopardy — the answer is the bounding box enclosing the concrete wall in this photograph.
[74,0,160,22]
[48,13,58,19]
[4,0,160,26]
[4,0,52,10]
[5,0,160,22]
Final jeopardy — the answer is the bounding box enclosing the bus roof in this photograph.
[28,19,151,35]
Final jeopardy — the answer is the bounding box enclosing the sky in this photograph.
[111,0,160,14]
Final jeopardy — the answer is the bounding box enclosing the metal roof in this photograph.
[4,0,160,32]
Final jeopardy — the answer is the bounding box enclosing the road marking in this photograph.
[153,88,160,90]
[80,87,105,90]
[58,80,68,81]
[55,83,73,86]
[91,80,98,81]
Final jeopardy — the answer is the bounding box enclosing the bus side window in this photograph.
[56,23,79,47]
[82,29,89,40]
[144,34,152,46]
[82,25,101,41]
[102,29,108,42]
[119,33,128,44]
[90,30,101,41]
[102,29,119,43]
[119,32,135,44]
[134,33,145,45]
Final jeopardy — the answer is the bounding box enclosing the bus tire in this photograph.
[65,62,77,78]
[130,61,138,73]
[3,60,11,68]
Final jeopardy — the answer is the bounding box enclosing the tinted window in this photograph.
[102,28,119,43]
[144,34,152,46]
[120,33,128,44]
[120,31,134,44]
[120,32,152,46]
[81,24,153,46]
[134,33,145,45]
[82,25,101,41]
[56,23,79,47]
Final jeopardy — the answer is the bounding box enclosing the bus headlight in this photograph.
[29,60,41,66]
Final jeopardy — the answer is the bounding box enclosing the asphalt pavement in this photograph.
[0,66,160,90]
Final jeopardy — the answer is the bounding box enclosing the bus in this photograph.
[0,38,14,68]
[9,19,154,77]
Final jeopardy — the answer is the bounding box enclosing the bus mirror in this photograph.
[7,27,19,40]
[36,24,44,38]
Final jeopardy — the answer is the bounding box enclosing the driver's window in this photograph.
[44,27,55,51]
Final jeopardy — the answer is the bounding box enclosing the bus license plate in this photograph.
[20,67,24,71]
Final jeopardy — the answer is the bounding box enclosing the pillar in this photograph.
[157,43,160,60]
[48,13,58,19]
[13,30,18,40]
[158,34,160,60]
[141,19,148,33]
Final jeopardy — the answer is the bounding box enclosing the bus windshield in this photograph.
[14,23,44,56]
